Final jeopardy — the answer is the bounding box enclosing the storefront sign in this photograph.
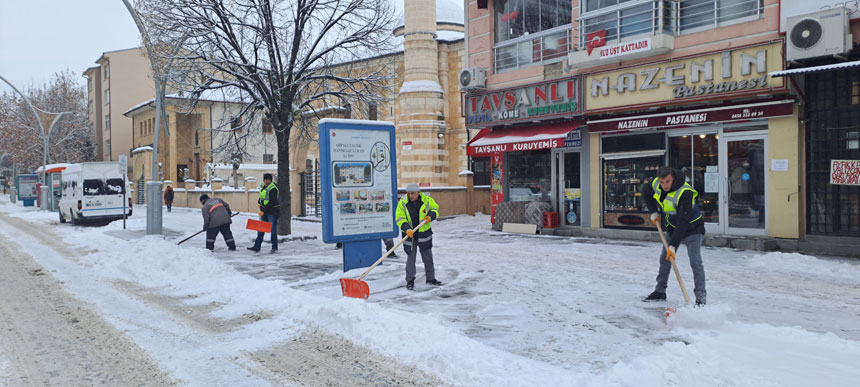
[564,128,582,147]
[597,37,651,60]
[830,160,860,185]
[465,77,581,127]
[586,42,785,112]
[588,101,794,133]
[470,138,565,156]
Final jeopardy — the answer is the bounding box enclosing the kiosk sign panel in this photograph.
[319,119,398,243]
[16,174,39,206]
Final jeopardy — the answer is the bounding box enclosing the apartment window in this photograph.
[678,0,761,33]
[106,140,111,157]
[104,89,110,104]
[263,154,274,164]
[262,117,274,134]
[104,64,110,79]
[195,131,199,146]
[105,114,111,130]
[230,117,242,131]
[579,0,671,47]
[494,0,571,72]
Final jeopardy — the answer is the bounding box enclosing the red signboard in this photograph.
[830,160,860,186]
[469,137,565,157]
[588,101,794,133]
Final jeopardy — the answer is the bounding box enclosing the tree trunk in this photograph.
[275,126,292,235]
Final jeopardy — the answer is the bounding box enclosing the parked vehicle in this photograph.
[59,162,131,225]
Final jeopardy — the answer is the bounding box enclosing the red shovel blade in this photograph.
[340,278,370,299]
[246,219,272,233]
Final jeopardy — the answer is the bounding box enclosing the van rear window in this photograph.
[83,179,104,195]
[83,179,125,195]
[105,178,125,195]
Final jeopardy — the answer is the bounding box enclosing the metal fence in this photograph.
[300,159,321,217]
[805,70,860,236]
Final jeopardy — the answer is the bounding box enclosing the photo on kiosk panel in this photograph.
[333,162,373,187]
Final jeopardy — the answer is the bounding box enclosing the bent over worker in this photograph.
[199,194,236,251]
[395,183,441,290]
[642,167,707,306]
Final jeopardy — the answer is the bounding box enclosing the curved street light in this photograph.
[0,75,72,209]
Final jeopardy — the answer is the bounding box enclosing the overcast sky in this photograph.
[0,0,141,92]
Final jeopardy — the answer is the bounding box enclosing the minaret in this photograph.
[398,0,447,186]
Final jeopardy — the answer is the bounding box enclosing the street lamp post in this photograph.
[0,75,71,210]
[122,0,167,235]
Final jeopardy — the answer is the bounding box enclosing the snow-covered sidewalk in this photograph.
[1,197,858,386]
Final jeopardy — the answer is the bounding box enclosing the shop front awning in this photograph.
[586,100,794,133]
[467,122,582,156]
[769,61,860,77]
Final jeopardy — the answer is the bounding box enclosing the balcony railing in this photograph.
[494,26,571,73]
[576,0,762,50]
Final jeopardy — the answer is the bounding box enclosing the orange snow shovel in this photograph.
[340,219,428,299]
[246,218,272,233]
[656,220,690,320]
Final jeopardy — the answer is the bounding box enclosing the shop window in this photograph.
[472,157,491,186]
[669,133,719,223]
[506,150,552,202]
[602,132,665,153]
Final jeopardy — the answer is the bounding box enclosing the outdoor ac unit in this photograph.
[786,7,853,61]
[459,67,486,90]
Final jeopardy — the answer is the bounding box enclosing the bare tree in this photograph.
[139,0,397,235]
[0,70,93,172]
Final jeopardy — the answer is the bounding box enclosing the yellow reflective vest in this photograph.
[651,177,702,227]
[395,193,439,232]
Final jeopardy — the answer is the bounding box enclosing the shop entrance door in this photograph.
[558,151,581,226]
[720,133,768,235]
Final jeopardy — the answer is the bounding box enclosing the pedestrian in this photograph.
[642,167,707,306]
[199,194,236,251]
[164,185,174,212]
[395,183,441,290]
[382,238,397,257]
[248,173,279,253]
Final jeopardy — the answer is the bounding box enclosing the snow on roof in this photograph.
[36,163,71,173]
[132,146,153,154]
[399,80,444,94]
[769,60,860,77]
[211,163,279,170]
[124,89,251,117]
[394,0,464,30]
[436,30,465,42]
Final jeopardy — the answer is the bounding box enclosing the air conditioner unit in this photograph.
[459,67,486,90]
[786,7,853,61]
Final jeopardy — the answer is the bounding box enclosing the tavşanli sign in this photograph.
[585,41,786,112]
[465,77,580,127]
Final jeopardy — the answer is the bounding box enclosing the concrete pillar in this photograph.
[459,170,474,215]
[146,181,163,235]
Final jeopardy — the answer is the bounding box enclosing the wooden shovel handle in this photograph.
[656,221,691,304]
[357,219,428,281]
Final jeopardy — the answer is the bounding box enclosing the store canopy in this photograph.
[769,61,860,77]
[467,122,581,156]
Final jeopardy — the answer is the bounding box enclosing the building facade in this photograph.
[83,47,153,163]
[465,0,823,241]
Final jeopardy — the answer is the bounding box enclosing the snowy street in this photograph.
[0,197,858,386]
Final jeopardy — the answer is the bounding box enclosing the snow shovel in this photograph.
[246,218,272,233]
[655,220,690,320]
[340,219,428,299]
[177,212,240,245]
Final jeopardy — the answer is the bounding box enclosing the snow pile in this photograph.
[746,252,860,282]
